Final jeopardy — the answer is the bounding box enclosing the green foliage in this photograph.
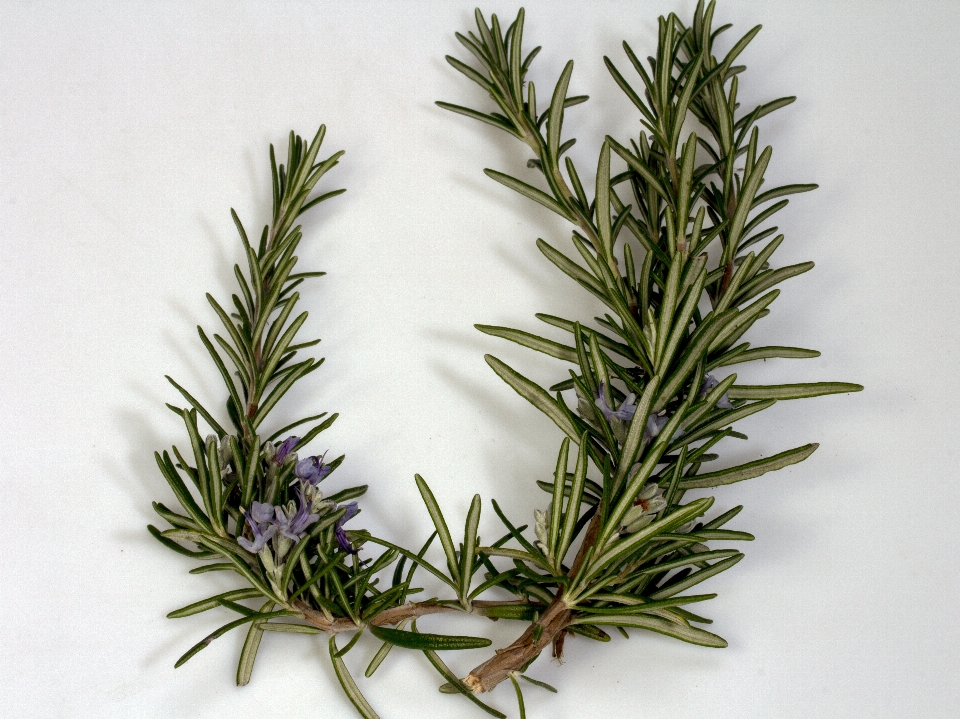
[436,0,862,697]
[148,3,862,716]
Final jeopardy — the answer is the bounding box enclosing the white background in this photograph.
[1,1,957,717]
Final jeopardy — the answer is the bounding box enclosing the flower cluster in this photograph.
[593,383,671,444]
[592,374,733,445]
[237,436,358,557]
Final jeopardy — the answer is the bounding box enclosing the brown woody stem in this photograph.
[463,595,573,693]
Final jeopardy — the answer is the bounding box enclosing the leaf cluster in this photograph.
[435,1,863,700]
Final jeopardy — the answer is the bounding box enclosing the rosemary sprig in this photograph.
[150,128,535,715]
[439,1,862,695]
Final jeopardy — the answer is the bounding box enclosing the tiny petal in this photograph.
[249,501,275,524]
[336,526,358,554]
[275,436,300,464]
[644,413,668,441]
[595,382,638,422]
[334,502,359,554]
[237,536,257,553]
[295,452,332,485]
[701,373,734,410]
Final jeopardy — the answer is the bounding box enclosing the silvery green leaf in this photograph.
[414,475,461,585]
[679,444,819,489]
[329,636,380,719]
[484,168,573,221]
[475,324,577,363]
[484,355,579,442]
[726,382,863,400]
[368,625,491,651]
[236,600,272,686]
[569,613,727,648]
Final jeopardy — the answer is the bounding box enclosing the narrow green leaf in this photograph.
[549,439,570,559]
[478,546,553,572]
[608,137,672,205]
[252,359,317,427]
[680,443,819,489]
[735,261,814,305]
[595,140,613,258]
[416,622,507,719]
[460,494,482,604]
[368,624,491,651]
[726,146,772,256]
[711,346,820,367]
[510,674,527,719]
[484,355,579,442]
[155,451,211,532]
[364,536,456,591]
[414,475,461,585]
[734,96,796,131]
[266,412,328,442]
[635,550,741,575]
[650,554,745,600]
[165,376,226,438]
[577,498,713,590]
[610,375,661,492]
[188,562,234,574]
[657,308,739,408]
[484,169,573,221]
[565,623,611,641]
[175,610,297,668]
[547,61,575,162]
[536,239,612,308]
[259,622,322,634]
[237,600,272,686]
[752,183,817,207]
[519,674,557,692]
[569,613,727,647]
[580,593,717,614]
[436,101,519,135]
[366,620,404,678]
[148,524,212,558]
[475,325,577,363]
[329,636,381,719]
[727,382,863,400]
[556,432,589,564]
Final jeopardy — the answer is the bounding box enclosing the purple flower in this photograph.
[595,383,638,421]
[295,452,332,485]
[644,413,669,441]
[237,504,278,554]
[275,436,300,464]
[274,487,320,541]
[334,502,359,554]
[701,374,733,410]
[249,501,275,524]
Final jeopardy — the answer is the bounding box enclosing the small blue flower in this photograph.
[237,504,278,554]
[595,383,638,421]
[275,436,300,464]
[274,487,320,541]
[335,502,359,554]
[249,500,275,524]
[644,413,669,441]
[295,452,332,485]
[701,374,733,410]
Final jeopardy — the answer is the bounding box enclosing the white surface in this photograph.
[0,1,956,717]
